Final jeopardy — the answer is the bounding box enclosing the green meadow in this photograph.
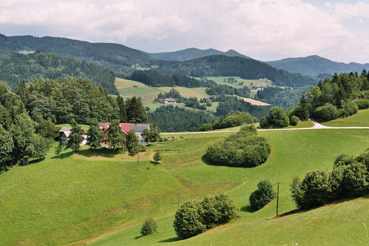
[201,76,272,88]
[323,108,369,127]
[2,128,369,245]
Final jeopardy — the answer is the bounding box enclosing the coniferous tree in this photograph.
[126,96,148,123]
[15,80,27,105]
[116,95,127,122]
[87,119,104,149]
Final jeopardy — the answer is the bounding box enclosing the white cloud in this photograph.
[0,0,368,62]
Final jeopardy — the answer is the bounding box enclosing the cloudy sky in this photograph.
[0,0,368,63]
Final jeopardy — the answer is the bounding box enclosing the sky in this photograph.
[0,0,369,63]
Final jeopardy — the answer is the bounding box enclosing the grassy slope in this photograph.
[88,129,369,245]
[323,108,369,127]
[202,76,272,88]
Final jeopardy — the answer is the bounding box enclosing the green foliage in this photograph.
[153,151,161,162]
[206,84,250,98]
[343,162,369,197]
[174,194,238,239]
[126,96,148,123]
[87,119,104,149]
[116,95,127,122]
[28,135,50,160]
[216,97,271,119]
[67,121,84,152]
[200,111,257,131]
[249,180,276,211]
[149,105,213,132]
[156,55,316,87]
[290,115,299,126]
[0,124,14,167]
[173,200,206,239]
[107,120,126,151]
[140,218,157,236]
[36,120,59,139]
[0,51,117,94]
[205,125,270,167]
[313,103,338,122]
[130,70,204,87]
[256,87,309,109]
[142,127,160,143]
[126,130,139,154]
[261,106,289,128]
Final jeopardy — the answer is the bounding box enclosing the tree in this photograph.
[36,120,59,139]
[140,218,157,236]
[87,119,104,149]
[10,113,36,161]
[126,130,139,154]
[173,201,206,239]
[249,180,276,211]
[290,115,299,126]
[107,120,126,151]
[67,121,84,152]
[0,124,14,169]
[153,151,161,163]
[267,106,289,128]
[28,135,50,160]
[116,95,127,122]
[142,127,160,143]
[126,96,148,123]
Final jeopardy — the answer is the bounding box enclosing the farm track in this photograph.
[161,120,369,135]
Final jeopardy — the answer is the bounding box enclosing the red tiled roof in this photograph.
[119,123,131,134]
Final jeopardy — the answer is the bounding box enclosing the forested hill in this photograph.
[148,48,248,61]
[266,55,369,78]
[0,51,118,94]
[156,55,317,87]
[0,34,153,74]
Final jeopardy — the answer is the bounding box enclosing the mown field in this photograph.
[200,76,272,88]
[2,128,369,245]
[323,108,369,127]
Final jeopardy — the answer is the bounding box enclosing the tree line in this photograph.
[293,70,369,122]
[200,111,257,131]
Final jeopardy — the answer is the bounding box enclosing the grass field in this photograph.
[201,76,272,88]
[2,128,369,245]
[323,108,369,127]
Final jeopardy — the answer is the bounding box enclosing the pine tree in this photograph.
[116,95,127,122]
[126,96,148,123]
[87,119,104,149]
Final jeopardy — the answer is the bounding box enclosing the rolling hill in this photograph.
[156,55,317,87]
[266,55,369,78]
[148,48,248,61]
[0,51,117,94]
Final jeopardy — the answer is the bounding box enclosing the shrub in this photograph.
[356,99,369,109]
[249,180,276,211]
[313,103,338,122]
[173,201,206,239]
[343,162,369,197]
[205,126,270,168]
[261,106,289,128]
[140,218,157,236]
[341,101,358,117]
[290,115,299,126]
[200,123,213,131]
[259,116,269,128]
[153,151,161,162]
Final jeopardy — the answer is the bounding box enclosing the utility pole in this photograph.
[276,182,280,217]
[137,152,139,171]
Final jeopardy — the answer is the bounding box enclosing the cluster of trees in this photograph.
[293,71,369,122]
[129,70,208,87]
[249,180,276,211]
[0,51,117,94]
[173,194,238,239]
[200,111,257,131]
[206,84,251,98]
[260,106,299,128]
[216,97,271,119]
[148,105,213,132]
[14,78,147,125]
[256,87,309,109]
[291,150,369,210]
[0,82,53,170]
[156,55,316,87]
[205,125,270,167]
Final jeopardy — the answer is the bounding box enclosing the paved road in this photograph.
[161,120,369,135]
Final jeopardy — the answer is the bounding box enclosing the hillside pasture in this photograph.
[201,76,272,88]
[322,108,369,127]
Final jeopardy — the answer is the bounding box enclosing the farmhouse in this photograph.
[158,98,176,104]
[99,122,150,145]
[59,127,88,145]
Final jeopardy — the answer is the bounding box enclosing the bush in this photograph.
[205,126,270,167]
[356,99,369,109]
[290,115,299,126]
[259,116,269,128]
[173,201,206,239]
[173,194,238,239]
[200,123,213,131]
[141,218,157,236]
[260,107,289,128]
[249,180,276,211]
[153,151,161,162]
[313,103,338,122]
[343,162,369,197]
[341,101,358,117]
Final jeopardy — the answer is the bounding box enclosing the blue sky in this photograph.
[0,0,368,63]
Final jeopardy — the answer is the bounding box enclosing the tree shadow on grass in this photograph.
[76,148,122,158]
[51,150,74,159]
[240,205,253,213]
[150,161,160,165]
[158,237,179,243]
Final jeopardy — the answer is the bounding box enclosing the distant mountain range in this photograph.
[148,48,249,61]
[266,55,369,78]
